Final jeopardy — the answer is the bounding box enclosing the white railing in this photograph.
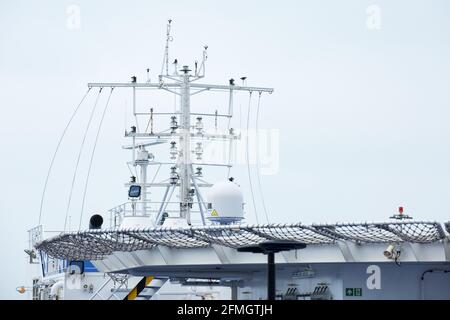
[108,201,208,228]
[28,225,43,251]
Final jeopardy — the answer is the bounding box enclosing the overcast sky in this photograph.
[1,0,450,299]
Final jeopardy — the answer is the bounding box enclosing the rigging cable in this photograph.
[255,92,270,224]
[78,88,114,230]
[227,141,233,178]
[38,88,92,225]
[63,88,103,232]
[149,163,162,186]
[246,92,260,224]
[126,163,135,177]
[227,94,233,178]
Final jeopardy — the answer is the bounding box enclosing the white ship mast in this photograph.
[88,20,273,227]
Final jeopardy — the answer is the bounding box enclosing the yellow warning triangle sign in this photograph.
[211,209,218,216]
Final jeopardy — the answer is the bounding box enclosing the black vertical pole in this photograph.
[237,241,306,300]
[267,252,275,300]
[231,281,238,300]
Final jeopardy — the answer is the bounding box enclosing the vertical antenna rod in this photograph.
[197,45,208,77]
[161,19,172,76]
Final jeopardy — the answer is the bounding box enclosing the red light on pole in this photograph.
[391,205,412,220]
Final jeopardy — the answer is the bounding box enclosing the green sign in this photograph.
[345,288,362,297]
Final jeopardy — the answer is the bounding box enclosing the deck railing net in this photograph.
[445,222,450,234]
[35,221,446,260]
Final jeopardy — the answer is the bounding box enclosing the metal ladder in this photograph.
[124,277,168,300]
[89,274,167,300]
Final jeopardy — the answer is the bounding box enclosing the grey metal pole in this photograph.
[267,252,275,300]
[231,283,238,300]
[179,66,191,220]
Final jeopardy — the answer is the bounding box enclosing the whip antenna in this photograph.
[160,19,173,76]
[38,88,91,225]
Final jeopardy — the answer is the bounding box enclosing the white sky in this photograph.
[1,0,450,299]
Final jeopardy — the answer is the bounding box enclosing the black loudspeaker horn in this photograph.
[89,214,103,230]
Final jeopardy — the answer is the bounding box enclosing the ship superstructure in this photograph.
[24,21,450,300]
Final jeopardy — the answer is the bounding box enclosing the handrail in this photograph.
[107,201,208,228]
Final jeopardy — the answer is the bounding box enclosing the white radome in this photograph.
[206,180,244,223]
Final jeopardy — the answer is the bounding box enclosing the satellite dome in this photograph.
[206,180,244,224]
